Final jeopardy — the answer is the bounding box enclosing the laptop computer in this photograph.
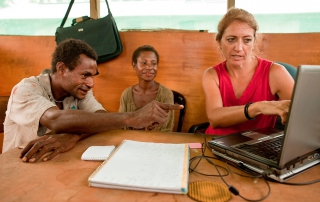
[208,65,320,182]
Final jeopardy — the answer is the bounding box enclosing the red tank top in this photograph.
[205,58,278,135]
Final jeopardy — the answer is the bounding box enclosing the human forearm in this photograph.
[207,100,290,128]
[42,109,132,134]
[40,101,183,135]
[207,105,248,128]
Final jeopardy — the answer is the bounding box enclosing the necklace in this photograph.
[54,99,64,103]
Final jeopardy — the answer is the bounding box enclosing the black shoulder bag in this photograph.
[55,0,123,63]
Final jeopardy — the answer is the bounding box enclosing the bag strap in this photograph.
[59,0,112,28]
[105,0,112,16]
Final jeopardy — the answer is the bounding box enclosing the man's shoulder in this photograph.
[18,69,50,84]
[17,75,40,87]
[13,72,51,96]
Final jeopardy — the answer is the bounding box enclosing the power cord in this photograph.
[189,155,230,177]
[224,162,271,202]
[191,131,320,201]
[204,155,271,202]
[189,132,230,177]
[189,132,271,201]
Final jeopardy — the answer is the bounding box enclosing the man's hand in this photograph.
[19,132,81,163]
[131,100,184,129]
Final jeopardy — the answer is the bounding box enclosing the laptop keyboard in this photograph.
[235,136,283,161]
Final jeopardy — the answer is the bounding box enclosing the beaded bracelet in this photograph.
[244,102,255,120]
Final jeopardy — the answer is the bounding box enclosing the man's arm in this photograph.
[20,101,183,163]
[40,101,182,134]
[20,110,106,163]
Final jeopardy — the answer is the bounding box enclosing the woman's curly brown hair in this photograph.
[216,7,258,42]
[51,38,98,73]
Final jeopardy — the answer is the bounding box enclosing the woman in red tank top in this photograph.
[203,8,294,135]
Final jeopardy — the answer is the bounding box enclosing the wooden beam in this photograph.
[227,0,235,9]
[90,0,100,19]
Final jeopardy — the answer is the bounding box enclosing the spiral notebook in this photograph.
[88,140,190,194]
[81,146,115,161]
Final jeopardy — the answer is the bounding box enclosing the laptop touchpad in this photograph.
[245,133,268,139]
[213,135,253,146]
[241,130,275,140]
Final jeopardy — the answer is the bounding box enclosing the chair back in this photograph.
[274,62,297,130]
[172,91,186,132]
[275,62,297,79]
[188,122,209,133]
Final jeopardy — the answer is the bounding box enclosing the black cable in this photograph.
[189,155,230,177]
[195,131,207,155]
[205,157,271,201]
[191,131,320,201]
[188,132,206,173]
[225,163,271,202]
[189,133,271,201]
[189,132,230,177]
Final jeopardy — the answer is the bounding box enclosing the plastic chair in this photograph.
[275,62,297,80]
[172,90,186,132]
[187,122,209,134]
[274,62,297,130]
[188,62,297,133]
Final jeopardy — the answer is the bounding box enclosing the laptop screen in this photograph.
[279,65,320,167]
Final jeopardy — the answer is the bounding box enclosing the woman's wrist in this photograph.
[244,102,256,120]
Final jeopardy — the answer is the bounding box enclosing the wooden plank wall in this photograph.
[1,32,320,132]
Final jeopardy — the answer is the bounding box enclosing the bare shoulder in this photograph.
[269,62,295,99]
[269,62,290,76]
[203,66,218,80]
[203,66,216,75]
[202,66,219,88]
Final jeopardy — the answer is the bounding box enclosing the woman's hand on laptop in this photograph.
[274,100,291,125]
[252,100,291,125]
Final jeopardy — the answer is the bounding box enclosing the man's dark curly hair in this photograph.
[132,45,159,65]
[51,38,98,73]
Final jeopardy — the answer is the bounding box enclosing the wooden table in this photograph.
[1,130,319,202]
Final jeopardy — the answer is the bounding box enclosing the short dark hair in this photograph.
[51,38,98,73]
[132,45,159,65]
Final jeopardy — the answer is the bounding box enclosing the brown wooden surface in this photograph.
[0,32,320,132]
[0,130,319,202]
[0,96,9,133]
[0,96,10,154]
[0,133,3,154]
